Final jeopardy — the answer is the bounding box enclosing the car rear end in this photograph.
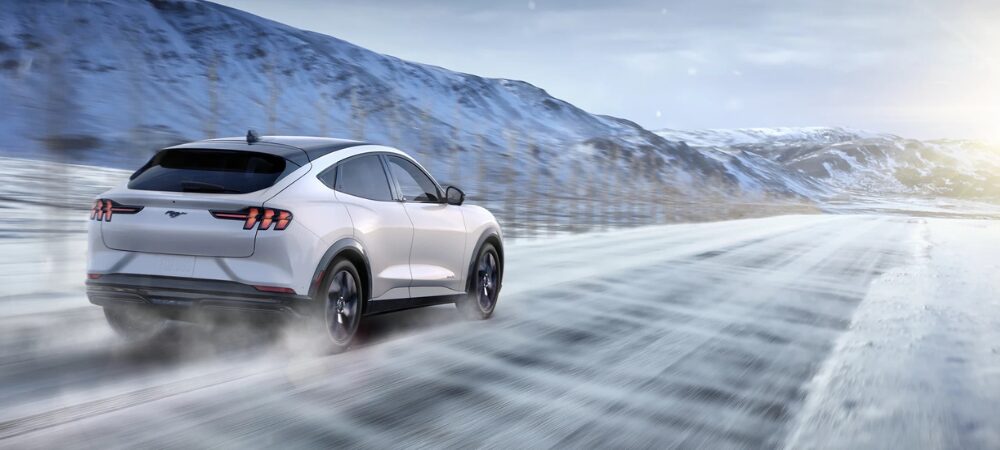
[86,144,325,320]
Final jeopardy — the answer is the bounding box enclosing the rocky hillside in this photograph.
[0,0,810,203]
[657,127,1000,201]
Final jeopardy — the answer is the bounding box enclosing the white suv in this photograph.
[86,133,503,352]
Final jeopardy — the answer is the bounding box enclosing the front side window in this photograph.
[386,156,440,202]
[335,155,393,201]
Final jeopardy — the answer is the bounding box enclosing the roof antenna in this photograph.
[246,129,260,145]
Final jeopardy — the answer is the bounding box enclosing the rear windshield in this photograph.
[128,149,298,194]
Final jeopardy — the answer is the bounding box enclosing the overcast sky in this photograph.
[213,0,1000,141]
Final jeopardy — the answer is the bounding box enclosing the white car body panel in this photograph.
[86,138,502,315]
[403,202,467,293]
[333,190,414,300]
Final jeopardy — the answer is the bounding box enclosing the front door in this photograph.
[383,155,467,296]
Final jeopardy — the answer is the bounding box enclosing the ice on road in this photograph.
[1,214,999,448]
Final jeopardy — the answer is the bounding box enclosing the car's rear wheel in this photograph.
[457,243,500,320]
[319,258,364,353]
[103,306,169,341]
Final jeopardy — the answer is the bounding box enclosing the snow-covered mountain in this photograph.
[0,0,812,205]
[3,0,996,213]
[657,127,1000,201]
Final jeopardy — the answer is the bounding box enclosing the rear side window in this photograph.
[128,149,297,194]
[334,155,393,201]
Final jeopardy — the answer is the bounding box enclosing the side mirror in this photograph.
[445,186,465,206]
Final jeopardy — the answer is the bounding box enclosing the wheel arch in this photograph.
[309,238,373,313]
[466,228,504,292]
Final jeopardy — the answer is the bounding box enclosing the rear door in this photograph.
[100,148,297,258]
[331,154,414,300]
[383,155,467,296]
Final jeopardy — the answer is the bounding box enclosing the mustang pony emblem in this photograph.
[164,211,187,218]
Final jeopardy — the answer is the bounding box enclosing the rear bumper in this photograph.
[86,274,315,319]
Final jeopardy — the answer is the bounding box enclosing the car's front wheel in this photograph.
[457,243,501,320]
[103,306,169,341]
[318,258,365,353]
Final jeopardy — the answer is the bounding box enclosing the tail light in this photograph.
[90,199,143,222]
[210,207,293,231]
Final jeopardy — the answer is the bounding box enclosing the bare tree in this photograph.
[476,134,488,204]
[450,100,462,187]
[418,101,433,162]
[503,129,517,238]
[390,101,403,147]
[315,94,329,137]
[606,146,620,231]
[204,51,220,138]
[265,55,278,134]
[568,158,580,233]
[527,144,540,239]
[350,81,366,140]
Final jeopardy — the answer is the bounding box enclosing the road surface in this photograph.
[1,214,999,448]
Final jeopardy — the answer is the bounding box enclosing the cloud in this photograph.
[740,49,823,67]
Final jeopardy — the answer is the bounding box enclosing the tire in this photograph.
[317,258,365,353]
[457,243,501,320]
[103,306,169,341]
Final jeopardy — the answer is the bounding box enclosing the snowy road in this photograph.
[1,214,999,448]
